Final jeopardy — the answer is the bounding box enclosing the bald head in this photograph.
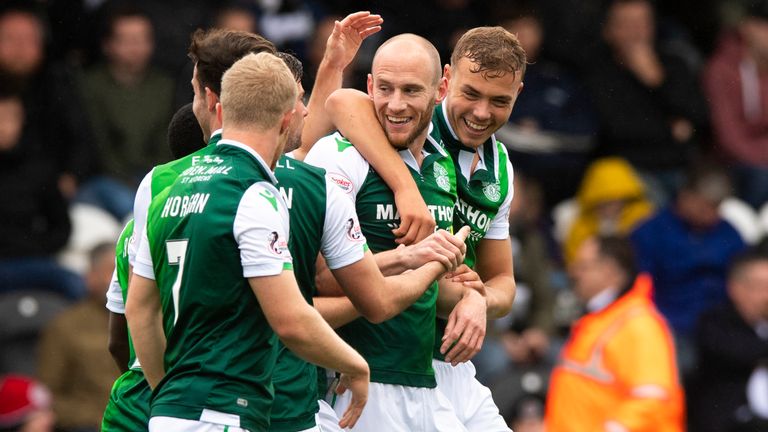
[373,34,442,85]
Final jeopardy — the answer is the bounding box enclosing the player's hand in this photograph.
[336,366,370,429]
[392,188,435,245]
[323,11,383,71]
[441,280,487,366]
[445,263,485,297]
[400,228,467,272]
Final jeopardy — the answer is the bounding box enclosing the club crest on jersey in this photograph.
[345,217,364,242]
[267,231,288,255]
[482,181,501,202]
[433,162,450,192]
[329,172,354,194]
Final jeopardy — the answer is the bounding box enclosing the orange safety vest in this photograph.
[545,274,684,432]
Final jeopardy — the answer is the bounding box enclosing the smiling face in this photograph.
[444,57,523,149]
[367,39,445,150]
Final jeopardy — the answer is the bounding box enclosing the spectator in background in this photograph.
[586,0,708,205]
[631,164,746,376]
[0,2,97,199]
[212,3,257,33]
[79,4,174,220]
[546,236,684,432]
[506,394,545,432]
[0,83,84,301]
[496,6,599,209]
[0,374,54,432]
[37,243,119,432]
[704,0,768,210]
[564,157,654,265]
[690,246,768,432]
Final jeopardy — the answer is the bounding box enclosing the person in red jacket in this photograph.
[545,235,684,432]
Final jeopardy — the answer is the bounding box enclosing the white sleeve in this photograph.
[304,133,370,202]
[485,160,514,240]
[320,175,368,269]
[133,223,156,280]
[234,183,293,278]
[129,169,154,266]
[105,268,125,314]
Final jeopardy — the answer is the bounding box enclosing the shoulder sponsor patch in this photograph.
[267,231,289,256]
[345,217,364,242]
[329,172,354,194]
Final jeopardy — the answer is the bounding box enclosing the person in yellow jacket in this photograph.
[563,157,654,265]
[545,236,684,432]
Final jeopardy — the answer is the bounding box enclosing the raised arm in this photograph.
[325,89,435,244]
[295,12,382,160]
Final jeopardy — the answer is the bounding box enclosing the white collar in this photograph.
[216,139,278,184]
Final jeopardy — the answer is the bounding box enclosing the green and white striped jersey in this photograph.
[305,131,457,388]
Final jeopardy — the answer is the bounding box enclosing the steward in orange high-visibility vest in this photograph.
[545,272,684,432]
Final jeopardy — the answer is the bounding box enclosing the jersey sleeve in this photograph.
[105,268,125,314]
[133,223,156,280]
[320,175,368,269]
[485,158,514,240]
[129,169,154,266]
[234,183,293,278]
[304,133,369,202]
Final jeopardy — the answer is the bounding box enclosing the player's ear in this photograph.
[215,102,223,125]
[204,87,219,113]
[436,76,448,103]
[278,109,295,135]
[443,64,451,82]
[367,74,374,99]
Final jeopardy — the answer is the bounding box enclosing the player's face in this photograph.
[283,81,308,154]
[368,52,440,150]
[445,57,523,149]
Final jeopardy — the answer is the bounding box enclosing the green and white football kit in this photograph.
[269,154,367,432]
[133,139,292,432]
[102,219,153,431]
[430,101,513,432]
[305,131,467,432]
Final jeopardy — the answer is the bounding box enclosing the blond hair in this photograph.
[451,26,527,79]
[220,52,297,131]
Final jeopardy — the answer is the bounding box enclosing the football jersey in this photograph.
[305,131,457,388]
[133,140,292,431]
[268,155,367,432]
[430,101,515,361]
[102,219,153,431]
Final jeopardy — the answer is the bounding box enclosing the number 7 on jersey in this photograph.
[166,239,189,325]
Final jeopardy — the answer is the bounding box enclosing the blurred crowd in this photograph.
[1,0,768,431]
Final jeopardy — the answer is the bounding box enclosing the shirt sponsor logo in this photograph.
[482,181,501,202]
[345,218,364,242]
[267,231,288,256]
[456,198,491,233]
[329,173,354,194]
[434,162,451,192]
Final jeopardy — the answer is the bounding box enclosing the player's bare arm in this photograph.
[107,312,130,373]
[437,265,487,365]
[125,273,166,389]
[295,12,382,160]
[472,237,516,319]
[315,227,470,327]
[325,88,435,244]
[250,270,369,428]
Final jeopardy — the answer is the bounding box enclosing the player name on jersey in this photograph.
[159,193,210,218]
[375,203,454,224]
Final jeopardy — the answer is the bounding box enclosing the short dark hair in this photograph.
[595,235,637,279]
[450,26,527,79]
[167,103,205,159]
[188,28,276,96]
[102,4,152,41]
[277,51,303,82]
[728,247,768,282]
